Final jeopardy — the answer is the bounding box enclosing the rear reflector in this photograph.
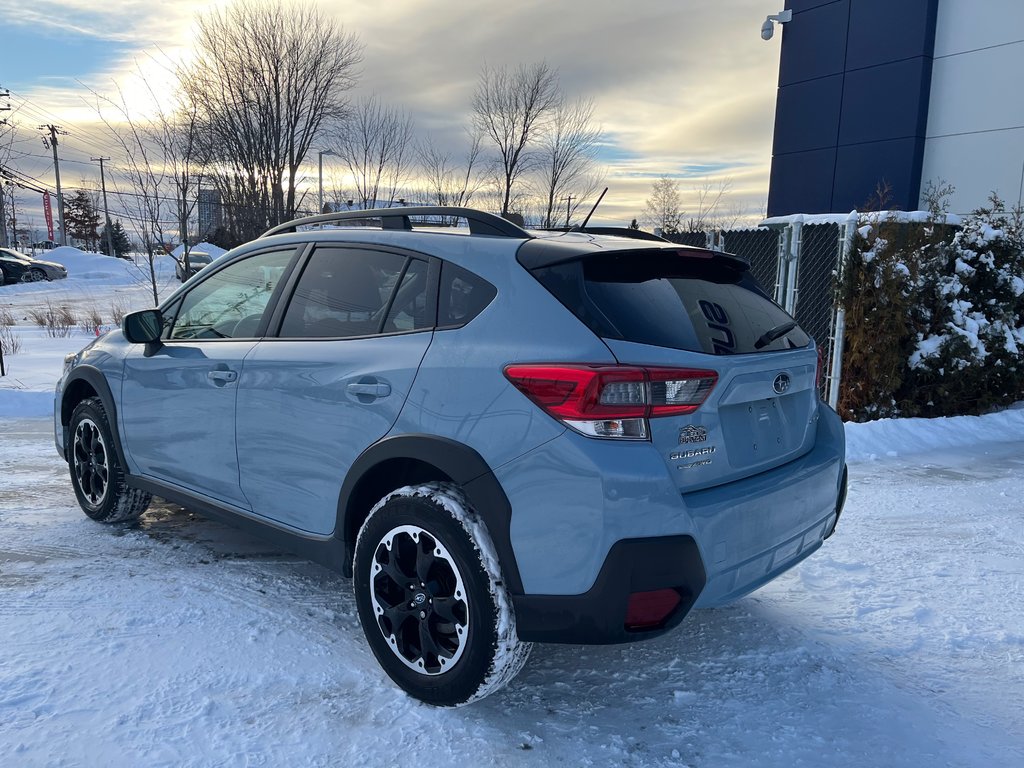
[504,365,717,424]
[625,588,682,630]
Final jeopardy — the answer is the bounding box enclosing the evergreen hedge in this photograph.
[838,197,1024,421]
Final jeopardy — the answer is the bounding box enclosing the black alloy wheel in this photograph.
[353,485,531,706]
[67,397,152,523]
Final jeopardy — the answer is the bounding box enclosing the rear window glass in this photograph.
[532,251,809,355]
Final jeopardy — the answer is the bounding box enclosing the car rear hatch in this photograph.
[521,242,821,494]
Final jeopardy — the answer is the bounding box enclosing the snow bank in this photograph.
[32,247,177,283]
[845,404,1024,462]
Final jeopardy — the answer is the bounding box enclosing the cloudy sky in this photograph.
[0,0,786,229]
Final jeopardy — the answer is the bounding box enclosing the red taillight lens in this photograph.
[504,364,717,438]
[502,365,646,420]
[625,588,682,630]
[816,346,824,390]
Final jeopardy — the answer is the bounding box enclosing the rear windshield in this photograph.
[531,251,809,355]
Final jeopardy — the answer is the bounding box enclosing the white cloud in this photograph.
[4,0,785,225]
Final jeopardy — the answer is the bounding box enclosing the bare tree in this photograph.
[181,0,362,242]
[643,176,682,235]
[472,62,560,216]
[91,84,172,305]
[417,131,486,221]
[536,97,604,228]
[684,178,741,232]
[147,88,209,275]
[333,97,416,209]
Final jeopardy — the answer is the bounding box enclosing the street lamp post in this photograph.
[318,150,335,214]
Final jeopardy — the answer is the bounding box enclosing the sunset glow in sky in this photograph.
[0,0,786,227]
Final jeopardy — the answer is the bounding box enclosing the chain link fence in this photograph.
[722,228,781,301]
[666,221,848,400]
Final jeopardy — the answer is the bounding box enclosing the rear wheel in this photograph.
[353,483,531,706]
[68,397,151,522]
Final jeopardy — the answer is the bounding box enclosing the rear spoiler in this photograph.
[540,226,670,243]
[517,241,750,272]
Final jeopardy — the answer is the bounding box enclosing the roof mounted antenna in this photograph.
[575,187,608,231]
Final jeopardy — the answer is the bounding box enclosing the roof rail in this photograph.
[260,206,532,239]
[541,226,670,243]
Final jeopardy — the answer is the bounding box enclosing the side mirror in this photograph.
[123,309,164,345]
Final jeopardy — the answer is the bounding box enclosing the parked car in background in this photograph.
[175,250,213,282]
[55,207,848,706]
[0,248,68,284]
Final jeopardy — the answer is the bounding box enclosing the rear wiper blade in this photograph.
[754,320,798,349]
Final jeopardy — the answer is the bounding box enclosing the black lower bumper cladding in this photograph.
[513,535,707,645]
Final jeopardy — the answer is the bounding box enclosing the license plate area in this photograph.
[720,395,805,468]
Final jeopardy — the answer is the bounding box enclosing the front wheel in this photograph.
[25,268,48,282]
[68,397,152,522]
[353,483,531,706]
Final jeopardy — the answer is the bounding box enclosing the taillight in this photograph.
[504,364,717,440]
[816,346,824,390]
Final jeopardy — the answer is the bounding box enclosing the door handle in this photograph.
[207,369,238,384]
[346,381,391,398]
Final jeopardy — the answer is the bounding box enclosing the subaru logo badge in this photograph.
[773,373,791,395]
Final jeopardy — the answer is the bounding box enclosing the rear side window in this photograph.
[437,262,497,329]
[532,251,809,355]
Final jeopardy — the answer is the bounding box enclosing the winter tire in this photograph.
[68,397,152,523]
[25,268,48,282]
[353,482,531,707]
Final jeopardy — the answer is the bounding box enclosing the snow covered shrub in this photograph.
[837,216,941,420]
[0,308,21,356]
[110,297,130,325]
[29,302,77,338]
[902,197,1024,415]
[79,306,103,335]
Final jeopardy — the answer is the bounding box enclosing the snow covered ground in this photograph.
[2,256,1023,766]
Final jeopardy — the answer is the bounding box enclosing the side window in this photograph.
[383,258,431,333]
[279,248,409,339]
[170,249,294,340]
[437,262,497,329]
[160,298,183,340]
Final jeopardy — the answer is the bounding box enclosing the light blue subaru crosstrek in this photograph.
[55,207,848,706]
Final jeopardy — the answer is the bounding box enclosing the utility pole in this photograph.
[0,90,9,248]
[318,150,334,214]
[91,157,116,258]
[562,195,574,227]
[0,180,7,249]
[8,185,17,249]
[39,124,69,246]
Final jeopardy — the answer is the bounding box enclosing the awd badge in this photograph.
[678,425,708,444]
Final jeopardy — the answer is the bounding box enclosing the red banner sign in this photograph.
[43,192,54,242]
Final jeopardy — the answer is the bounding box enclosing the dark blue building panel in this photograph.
[778,1,849,86]
[838,58,932,145]
[772,75,844,154]
[846,0,939,70]
[769,149,838,215]
[832,138,926,212]
[768,0,939,215]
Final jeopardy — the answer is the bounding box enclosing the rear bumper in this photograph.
[500,405,847,643]
[514,535,706,644]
